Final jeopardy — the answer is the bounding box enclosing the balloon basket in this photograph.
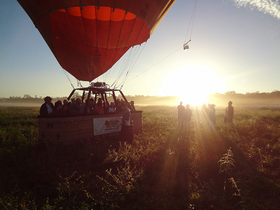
[38,85,142,144]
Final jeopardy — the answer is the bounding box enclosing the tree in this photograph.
[23,94,32,99]
[225,91,236,95]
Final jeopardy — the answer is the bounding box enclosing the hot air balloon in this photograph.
[18,0,176,144]
[17,0,176,81]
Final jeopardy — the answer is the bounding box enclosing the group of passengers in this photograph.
[39,96,135,117]
[178,101,234,130]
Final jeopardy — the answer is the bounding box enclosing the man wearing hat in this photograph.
[40,96,54,116]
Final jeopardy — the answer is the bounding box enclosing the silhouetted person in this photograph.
[115,99,122,112]
[108,102,116,113]
[40,96,54,116]
[84,98,93,114]
[130,101,136,111]
[75,98,84,114]
[105,101,110,113]
[178,101,185,128]
[62,99,69,115]
[121,102,130,125]
[95,98,105,114]
[67,98,76,114]
[121,102,133,143]
[225,101,234,123]
[51,100,63,116]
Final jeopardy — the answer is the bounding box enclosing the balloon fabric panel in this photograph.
[17,0,176,81]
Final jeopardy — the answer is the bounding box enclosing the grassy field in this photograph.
[0,106,280,209]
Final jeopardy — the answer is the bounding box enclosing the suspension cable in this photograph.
[112,47,134,88]
[62,68,75,89]
[183,0,198,47]
[124,46,182,85]
[120,43,146,89]
[111,50,130,87]
[122,1,199,85]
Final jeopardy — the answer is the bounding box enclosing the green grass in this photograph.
[1,106,280,209]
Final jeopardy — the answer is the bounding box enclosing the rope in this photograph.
[62,68,75,89]
[112,46,135,88]
[119,43,146,89]
[190,0,198,40]
[111,49,130,88]
[103,60,117,84]
[124,46,182,85]
[184,0,198,44]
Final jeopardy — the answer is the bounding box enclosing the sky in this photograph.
[1,0,280,105]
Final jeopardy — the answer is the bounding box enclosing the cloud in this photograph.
[233,0,280,19]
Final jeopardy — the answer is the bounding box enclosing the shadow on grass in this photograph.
[119,127,192,209]
[1,122,280,209]
[0,136,123,209]
[120,122,280,210]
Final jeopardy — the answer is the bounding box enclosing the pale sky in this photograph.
[1,0,280,104]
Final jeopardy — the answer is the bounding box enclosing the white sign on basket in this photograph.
[93,116,122,136]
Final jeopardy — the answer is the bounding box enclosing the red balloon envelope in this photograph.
[17,0,176,81]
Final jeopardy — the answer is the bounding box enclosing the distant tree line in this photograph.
[0,94,68,104]
[208,91,280,106]
[1,91,280,106]
[213,90,280,99]
[0,94,180,105]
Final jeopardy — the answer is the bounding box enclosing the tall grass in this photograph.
[1,106,280,209]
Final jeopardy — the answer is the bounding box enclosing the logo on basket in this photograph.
[105,120,119,125]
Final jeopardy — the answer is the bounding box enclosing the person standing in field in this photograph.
[121,102,133,143]
[184,104,192,131]
[121,102,131,126]
[130,101,136,111]
[225,101,234,123]
[178,101,185,128]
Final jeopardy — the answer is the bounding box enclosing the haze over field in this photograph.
[1,91,280,108]
[1,0,280,106]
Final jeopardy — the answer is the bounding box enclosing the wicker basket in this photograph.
[38,111,142,144]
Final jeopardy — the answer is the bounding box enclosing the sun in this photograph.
[158,65,225,106]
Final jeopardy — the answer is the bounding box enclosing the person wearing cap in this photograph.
[40,96,54,116]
